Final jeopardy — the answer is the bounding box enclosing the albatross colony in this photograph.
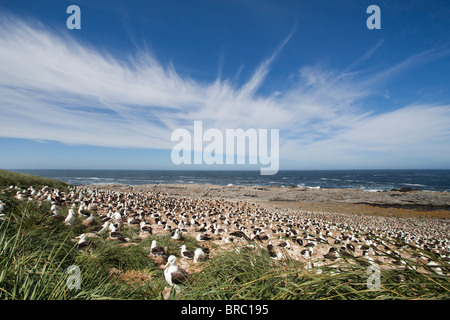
[9,184,450,277]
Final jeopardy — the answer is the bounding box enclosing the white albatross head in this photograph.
[164,255,177,270]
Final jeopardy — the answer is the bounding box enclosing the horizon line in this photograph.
[5,168,450,172]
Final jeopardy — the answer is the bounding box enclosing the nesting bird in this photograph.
[196,233,211,242]
[140,221,153,233]
[50,203,58,217]
[77,233,96,252]
[301,248,313,259]
[113,211,122,226]
[164,255,189,287]
[267,242,283,260]
[0,201,5,220]
[180,245,194,259]
[82,213,96,227]
[323,247,339,261]
[150,240,167,258]
[278,239,291,250]
[171,228,182,240]
[64,209,75,226]
[109,230,126,242]
[194,247,208,263]
[229,230,249,240]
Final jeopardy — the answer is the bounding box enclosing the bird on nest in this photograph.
[164,255,189,287]
[64,209,75,226]
[180,245,194,259]
[194,247,208,263]
[140,221,153,233]
[77,233,96,252]
[267,242,284,260]
[150,240,167,258]
[196,233,212,242]
[171,228,182,240]
[82,213,96,227]
[109,229,126,242]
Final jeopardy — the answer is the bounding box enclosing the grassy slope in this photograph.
[0,170,164,299]
[0,170,449,300]
[0,169,68,190]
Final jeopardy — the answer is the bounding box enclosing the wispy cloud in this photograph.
[345,39,384,72]
[1,13,450,168]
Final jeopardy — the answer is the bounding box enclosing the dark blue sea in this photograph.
[10,169,450,192]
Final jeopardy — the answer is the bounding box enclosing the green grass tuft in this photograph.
[0,169,68,190]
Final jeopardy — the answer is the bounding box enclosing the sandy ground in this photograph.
[93,183,450,219]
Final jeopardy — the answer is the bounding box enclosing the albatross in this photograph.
[164,255,189,287]
[109,229,126,242]
[64,209,75,226]
[82,213,96,227]
[267,242,283,260]
[194,247,208,263]
[77,233,95,252]
[50,203,58,217]
[180,245,194,259]
[78,205,89,217]
[196,233,212,242]
[150,240,167,257]
[140,221,153,233]
[96,221,111,234]
[0,201,5,221]
[171,228,182,240]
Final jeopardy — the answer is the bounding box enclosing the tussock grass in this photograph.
[0,172,163,299]
[0,169,68,190]
[179,246,449,300]
[0,217,162,300]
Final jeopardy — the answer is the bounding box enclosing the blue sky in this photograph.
[1,0,450,170]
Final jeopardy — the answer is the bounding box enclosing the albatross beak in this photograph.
[164,262,169,270]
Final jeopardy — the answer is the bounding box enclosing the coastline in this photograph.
[87,183,450,219]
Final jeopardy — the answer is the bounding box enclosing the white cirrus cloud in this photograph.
[0,12,450,168]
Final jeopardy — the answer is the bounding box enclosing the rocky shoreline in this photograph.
[90,184,450,219]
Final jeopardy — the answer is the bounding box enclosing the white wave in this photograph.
[401,183,426,187]
[361,188,381,192]
[90,182,117,185]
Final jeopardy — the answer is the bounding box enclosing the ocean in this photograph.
[11,169,450,192]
